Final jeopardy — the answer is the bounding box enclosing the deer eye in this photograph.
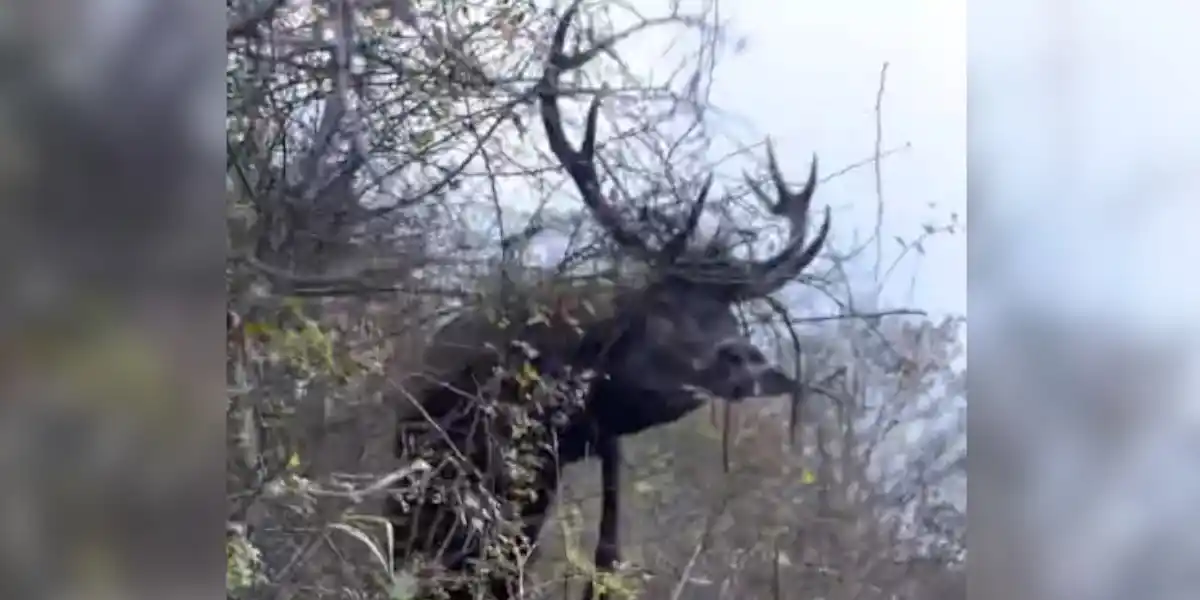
[717,344,765,367]
[717,345,747,365]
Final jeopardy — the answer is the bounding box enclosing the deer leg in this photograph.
[583,434,622,600]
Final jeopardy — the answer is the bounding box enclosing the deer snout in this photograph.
[694,340,781,401]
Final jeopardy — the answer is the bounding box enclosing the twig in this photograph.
[669,495,728,600]
[789,308,924,324]
[303,461,433,502]
[872,61,889,283]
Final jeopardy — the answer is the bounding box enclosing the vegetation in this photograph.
[225,1,965,599]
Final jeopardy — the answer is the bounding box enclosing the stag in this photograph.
[383,3,831,599]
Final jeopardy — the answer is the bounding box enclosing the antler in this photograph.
[723,142,832,299]
[538,2,828,298]
[538,1,707,266]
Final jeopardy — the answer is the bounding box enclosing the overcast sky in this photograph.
[681,0,967,318]
[663,0,1198,331]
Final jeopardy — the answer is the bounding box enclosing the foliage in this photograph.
[227,524,267,596]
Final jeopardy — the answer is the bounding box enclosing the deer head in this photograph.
[537,1,831,436]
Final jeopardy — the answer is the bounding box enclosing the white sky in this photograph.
[661,0,967,318]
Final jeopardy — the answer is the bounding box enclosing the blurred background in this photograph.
[972,2,1200,599]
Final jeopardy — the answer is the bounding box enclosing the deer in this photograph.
[382,3,831,599]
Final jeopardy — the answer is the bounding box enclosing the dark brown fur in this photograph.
[383,1,832,597]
